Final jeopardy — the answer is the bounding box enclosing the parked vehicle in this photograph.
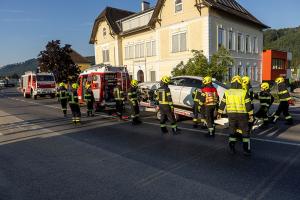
[21,71,57,99]
[78,64,130,110]
[138,76,228,120]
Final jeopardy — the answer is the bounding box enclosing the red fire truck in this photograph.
[21,71,57,99]
[78,64,130,110]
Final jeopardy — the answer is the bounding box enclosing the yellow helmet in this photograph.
[161,76,171,84]
[261,82,270,91]
[275,77,285,84]
[242,76,250,85]
[231,75,242,84]
[85,83,91,89]
[203,76,212,85]
[59,82,65,87]
[131,79,138,87]
[72,83,79,89]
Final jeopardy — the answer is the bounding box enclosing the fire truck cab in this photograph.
[21,71,57,99]
[78,64,130,110]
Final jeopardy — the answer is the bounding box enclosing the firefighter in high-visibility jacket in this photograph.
[272,77,293,125]
[68,83,81,124]
[255,82,274,126]
[113,83,125,120]
[84,83,95,117]
[218,76,254,156]
[128,80,142,125]
[199,76,219,137]
[57,82,68,117]
[192,87,203,128]
[156,76,180,134]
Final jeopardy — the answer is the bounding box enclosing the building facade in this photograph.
[90,0,268,82]
[262,50,292,81]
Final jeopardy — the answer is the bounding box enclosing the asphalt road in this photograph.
[0,88,300,200]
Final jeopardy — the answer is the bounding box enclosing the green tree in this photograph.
[171,48,233,81]
[38,40,80,83]
[210,47,234,81]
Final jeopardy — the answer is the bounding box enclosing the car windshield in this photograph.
[213,80,229,89]
[37,75,54,82]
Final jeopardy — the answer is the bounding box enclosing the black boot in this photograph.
[161,126,168,134]
[193,124,198,129]
[243,141,251,156]
[172,127,181,135]
[285,119,293,125]
[229,141,236,154]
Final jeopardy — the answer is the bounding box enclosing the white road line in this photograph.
[142,122,300,147]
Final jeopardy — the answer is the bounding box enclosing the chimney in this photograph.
[141,1,150,12]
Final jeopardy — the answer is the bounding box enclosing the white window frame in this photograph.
[134,43,145,59]
[245,35,251,53]
[102,49,109,63]
[253,36,258,53]
[218,26,225,49]
[228,30,235,50]
[146,40,156,57]
[171,31,187,53]
[237,33,243,52]
[103,28,107,38]
[175,0,183,13]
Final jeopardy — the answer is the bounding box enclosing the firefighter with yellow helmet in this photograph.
[155,76,180,134]
[57,82,68,117]
[272,77,293,125]
[242,76,254,101]
[128,79,142,125]
[218,76,254,156]
[68,83,81,124]
[254,82,274,126]
[199,76,219,137]
[84,82,95,117]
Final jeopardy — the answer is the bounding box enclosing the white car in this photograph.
[138,76,228,109]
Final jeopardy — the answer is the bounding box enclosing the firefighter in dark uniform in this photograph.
[57,82,68,117]
[218,76,254,156]
[192,87,203,128]
[242,76,254,101]
[255,82,274,126]
[84,83,95,117]
[113,82,125,120]
[156,76,180,134]
[199,76,219,137]
[68,83,81,124]
[272,77,293,125]
[128,79,142,125]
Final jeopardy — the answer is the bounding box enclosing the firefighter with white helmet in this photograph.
[199,76,219,137]
[254,82,274,126]
[128,79,142,125]
[155,76,180,134]
[84,83,95,117]
[218,76,254,156]
[69,83,81,124]
[272,77,293,125]
[57,82,68,117]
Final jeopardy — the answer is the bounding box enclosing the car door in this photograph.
[179,78,203,108]
[169,78,184,105]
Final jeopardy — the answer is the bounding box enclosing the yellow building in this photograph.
[69,49,92,71]
[90,0,268,82]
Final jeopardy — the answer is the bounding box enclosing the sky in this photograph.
[0,0,299,67]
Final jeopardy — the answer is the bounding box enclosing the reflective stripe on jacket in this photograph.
[277,83,291,101]
[114,87,125,101]
[156,85,173,106]
[200,86,219,106]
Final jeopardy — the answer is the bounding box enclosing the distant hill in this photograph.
[0,56,95,77]
[0,59,38,77]
[264,26,300,68]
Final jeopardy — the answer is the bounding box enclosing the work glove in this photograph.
[249,115,254,123]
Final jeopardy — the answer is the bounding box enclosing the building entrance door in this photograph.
[137,70,144,82]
